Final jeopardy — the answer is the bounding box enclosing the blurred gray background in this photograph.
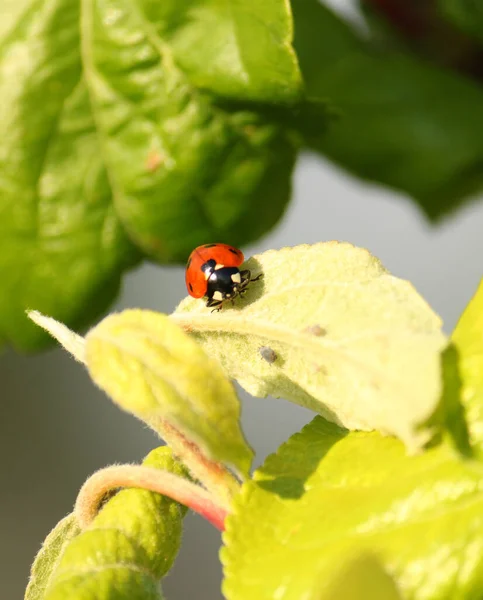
[3,149,483,599]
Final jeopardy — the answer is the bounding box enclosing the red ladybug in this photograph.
[185,243,261,310]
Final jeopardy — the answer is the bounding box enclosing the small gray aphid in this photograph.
[259,346,277,364]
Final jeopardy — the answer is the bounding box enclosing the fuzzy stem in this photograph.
[75,464,228,531]
[154,419,241,509]
[27,310,241,507]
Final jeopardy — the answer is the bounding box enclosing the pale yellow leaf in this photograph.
[173,242,447,451]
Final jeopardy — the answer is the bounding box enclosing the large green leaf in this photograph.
[173,242,447,452]
[81,0,297,262]
[452,278,483,456]
[0,0,137,350]
[136,0,303,103]
[222,417,483,600]
[292,0,483,219]
[0,0,302,349]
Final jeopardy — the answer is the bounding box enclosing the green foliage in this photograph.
[82,0,298,263]
[292,0,483,219]
[0,0,304,349]
[135,0,303,102]
[26,246,483,599]
[27,446,188,600]
[25,515,80,600]
[219,274,483,600]
[174,242,447,452]
[11,0,483,595]
[85,309,253,478]
[452,278,483,456]
[3,0,483,348]
[0,0,138,350]
[222,417,483,600]
[318,554,403,600]
[439,0,483,41]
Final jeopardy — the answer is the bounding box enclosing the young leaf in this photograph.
[25,514,80,600]
[136,0,303,103]
[173,242,447,452]
[81,0,297,262]
[451,277,483,456]
[222,417,483,600]
[0,0,137,350]
[41,446,187,600]
[292,0,483,219]
[85,310,253,479]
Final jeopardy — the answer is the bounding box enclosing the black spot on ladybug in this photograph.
[229,247,239,255]
[201,259,216,273]
[203,243,217,248]
[189,283,193,292]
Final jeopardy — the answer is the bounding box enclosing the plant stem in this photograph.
[75,464,229,531]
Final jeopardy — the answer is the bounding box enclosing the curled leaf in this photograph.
[25,514,80,600]
[85,310,253,480]
[173,242,448,451]
[42,446,187,599]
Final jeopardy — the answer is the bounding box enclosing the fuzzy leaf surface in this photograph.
[25,514,80,600]
[85,309,253,477]
[42,446,186,599]
[82,0,296,262]
[452,278,483,456]
[173,242,447,451]
[222,417,483,600]
[136,0,303,103]
[0,0,137,350]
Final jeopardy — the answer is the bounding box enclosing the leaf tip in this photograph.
[27,310,86,364]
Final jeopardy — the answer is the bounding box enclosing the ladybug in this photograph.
[185,243,261,310]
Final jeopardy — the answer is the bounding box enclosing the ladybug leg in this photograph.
[238,271,262,294]
[239,270,263,285]
[238,270,252,291]
[206,297,223,311]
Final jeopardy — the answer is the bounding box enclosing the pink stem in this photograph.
[75,465,229,531]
